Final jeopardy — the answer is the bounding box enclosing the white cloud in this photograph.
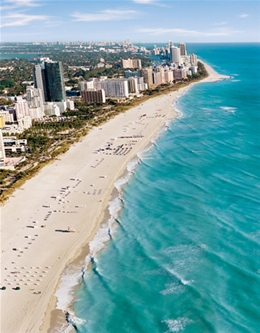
[1,13,50,28]
[133,0,155,3]
[1,0,40,11]
[239,13,249,18]
[3,0,39,7]
[72,9,137,22]
[137,27,241,37]
[133,0,169,7]
[214,21,228,26]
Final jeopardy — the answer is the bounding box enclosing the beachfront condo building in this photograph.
[170,46,181,64]
[33,60,66,103]
[99,79,129,99]
[127,77,139,94]
[81,89,106,104]
[164,68,174,83]
[173,68,187,81]
[142,68,153,88]
[80,78,130,99]
[190,53,198,66]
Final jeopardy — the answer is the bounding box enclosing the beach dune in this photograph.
[0,64,228,333]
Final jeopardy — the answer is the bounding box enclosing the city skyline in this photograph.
[1,0,260,43]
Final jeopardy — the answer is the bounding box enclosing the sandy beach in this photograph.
[0,63,229,333]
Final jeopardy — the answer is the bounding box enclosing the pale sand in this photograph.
[0,64,229,333]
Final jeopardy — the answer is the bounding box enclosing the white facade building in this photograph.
[99,79,129,99]
[15,100,30,119]
[26,86,45,119]
[170,46,181,64]
[44,103,61,117]
[66,100,75,110]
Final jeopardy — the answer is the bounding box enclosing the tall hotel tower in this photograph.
[33,60,66,102]
[170,46,181,64]
[178,42,187,56]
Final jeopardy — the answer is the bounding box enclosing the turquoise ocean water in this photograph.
[63,44,260,333]
[0,53,40,60]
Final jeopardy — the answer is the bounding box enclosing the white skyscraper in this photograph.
[170,46,181,64]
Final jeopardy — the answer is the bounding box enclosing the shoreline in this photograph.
[0,63,229,333]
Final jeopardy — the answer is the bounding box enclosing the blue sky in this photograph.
[1,0,260,43]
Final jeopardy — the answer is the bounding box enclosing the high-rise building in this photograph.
[164,68,174,83]
[173,69,187,81]
[100,79,129,99]
[15,99,30,119]
[170,46,181,64]
[190,53,197,66]
[33,60,66,103]
[81,90,106,104]
[33,64,47,101]
[127,77,139,94]
[26,86,45,119]
[44,61,65,102]
[141,68,153,88]
[178,42,187,56]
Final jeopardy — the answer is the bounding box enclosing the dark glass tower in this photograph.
[44,61,65,102]
[33,61,65,102]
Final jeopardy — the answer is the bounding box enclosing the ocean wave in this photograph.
[163,317,193,332]
[162,244,204,255]
[137,142,154,160]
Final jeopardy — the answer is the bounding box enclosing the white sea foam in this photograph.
[173,101,183,119]
[89,223,111,255]
[137,143,154,160]
[163,317,193,332]
[180,279,194,285]
[220,106,237,113]
[160,282,184,295]
[55,265,82,312]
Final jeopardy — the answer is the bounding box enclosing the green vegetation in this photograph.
[187,61,208,80]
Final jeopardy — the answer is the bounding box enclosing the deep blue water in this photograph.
[70,44,260,333]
